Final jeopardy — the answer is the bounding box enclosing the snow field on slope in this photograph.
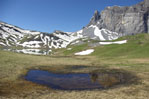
[99,40,127,45]
[15,49,51,55]
[89,25,120,41]
[75,49,94,55]
[19,41,43,48]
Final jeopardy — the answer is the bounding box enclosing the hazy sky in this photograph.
[0,0,143,33]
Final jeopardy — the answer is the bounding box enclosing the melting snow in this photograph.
[99,40,127,45]
[76,30,83,38]
[94,26,106,41]
[34,35,39,39]
[75,49,94,55]
[67,48,72,50]
[102,29,120,40]
[19,41,42,48]
[0,42,6,46]
[15,49,51,55]
[70,40,80,45]
[89,25,120,41]
[89,25,105,40]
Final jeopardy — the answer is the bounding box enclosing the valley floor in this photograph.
[0,50,149,99]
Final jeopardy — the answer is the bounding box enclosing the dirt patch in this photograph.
[0,80,51,97]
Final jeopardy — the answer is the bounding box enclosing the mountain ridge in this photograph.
[0,22,80,48]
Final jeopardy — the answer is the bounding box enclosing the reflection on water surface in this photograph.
[25,70,126,90]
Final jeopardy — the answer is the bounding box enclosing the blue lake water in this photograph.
[25,70,125,90]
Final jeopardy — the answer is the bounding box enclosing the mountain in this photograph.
[0,20,118,48]
[0,22,80,48]
[87,0,149,35]
[0,0,148,49]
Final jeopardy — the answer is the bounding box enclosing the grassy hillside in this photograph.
[63,43,89,55]
[93,33,149,58]
[60,33,149,58]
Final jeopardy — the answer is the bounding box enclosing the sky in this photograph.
[0,0,143,33]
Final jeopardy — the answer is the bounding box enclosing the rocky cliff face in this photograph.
[88,10,100,26]
[73,0,149,41]
[89,0,149,35]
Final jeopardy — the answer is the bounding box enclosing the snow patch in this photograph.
[72,29,83,38]
[19,41,42,48]
[67,48,72,50]
[0,42,6,46]
[70,40,80,45]
[75,49,94,55]
[102,29,119,40]
[88,25,120,41]
[94,26,106,41]
[34,35,39,39]
[15,49,51,55]
[89,25,105,40]
[99,40,127,45]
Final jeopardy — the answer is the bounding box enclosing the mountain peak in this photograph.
[94,10,99,15]
[88,10,100,26]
